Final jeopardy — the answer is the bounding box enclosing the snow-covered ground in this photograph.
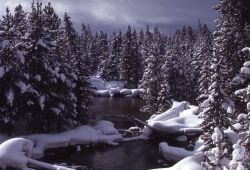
[89,76,144,97]
[0,120,123,170]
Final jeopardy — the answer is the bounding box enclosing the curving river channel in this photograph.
[43,97,180,170]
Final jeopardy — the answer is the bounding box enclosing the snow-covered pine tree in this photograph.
[62,13,92,126]
[201,52,233,169]
[138,29,144,53]
[196,60,211,104]
[230,48,250,170]
[140,27,163,114]
[79,24,100,77]
[166,29,186,101]
[42,3,80,131]
[214,0,250,92]
[13,4,28,41]
[138,25,152,79]
[84,28,99,75]
[120,26,141,88]
[0,6,28,135]
[96,31,109,75]
[157,55,172,113]
[132,30,143,86]
[21,2,78,132]
[99,32,122,81]
[179,26,196,102]
[79,23,90,55]
[195,23,213,103]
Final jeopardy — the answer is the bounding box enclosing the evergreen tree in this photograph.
[230,48,250,169]
[100,32,122,81]
[166,30,186,101]
[62,13,92,126]
[85,29,99,75]
[23,2,77,132]
[214,0,250,92]
[140,27,163,113]
[201,53,233,169]
[196,60,211,104]
[132,30,143,86]
[96,31,109,75]
[0,7,26,135]
[195,23,213,103]
[157,58,172,113]
[120,26,141,88]
[139,25,152,73]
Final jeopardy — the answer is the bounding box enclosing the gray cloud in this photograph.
[0,0,218,34]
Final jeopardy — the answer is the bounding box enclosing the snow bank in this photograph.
[140,101,201,138]
[94,89,110,97]
[151,154,203,170]
[0,120,122,169]
[26,120,122,159]
[159,138,204,161]
[120,89,132,95]
[89,76,144,97]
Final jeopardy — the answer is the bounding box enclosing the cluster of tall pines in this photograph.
[0,1,214,134]
[0,2,93,134]
[198,0,250,169]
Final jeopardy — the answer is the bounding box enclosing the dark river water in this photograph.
[43,97,177,170]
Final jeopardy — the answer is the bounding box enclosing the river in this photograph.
[43,97,178,170]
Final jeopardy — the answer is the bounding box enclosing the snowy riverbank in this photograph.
[0,120,122,169]
[89,76,144,97]
[0,101,240,170]
[141,101,239,170]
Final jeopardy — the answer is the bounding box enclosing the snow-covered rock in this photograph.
[0,138,75,170]
[0,138,33,169]
[94,90,110,97]
[240,67,250,75]
[89,76,143,97]
[120,89,132,96]
[242,47,250,53]
[94,120,119,135]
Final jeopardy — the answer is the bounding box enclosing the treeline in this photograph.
[82,23,213,114]
[0,1,214,134]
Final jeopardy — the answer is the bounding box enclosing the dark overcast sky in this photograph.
[0,0,219,34]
